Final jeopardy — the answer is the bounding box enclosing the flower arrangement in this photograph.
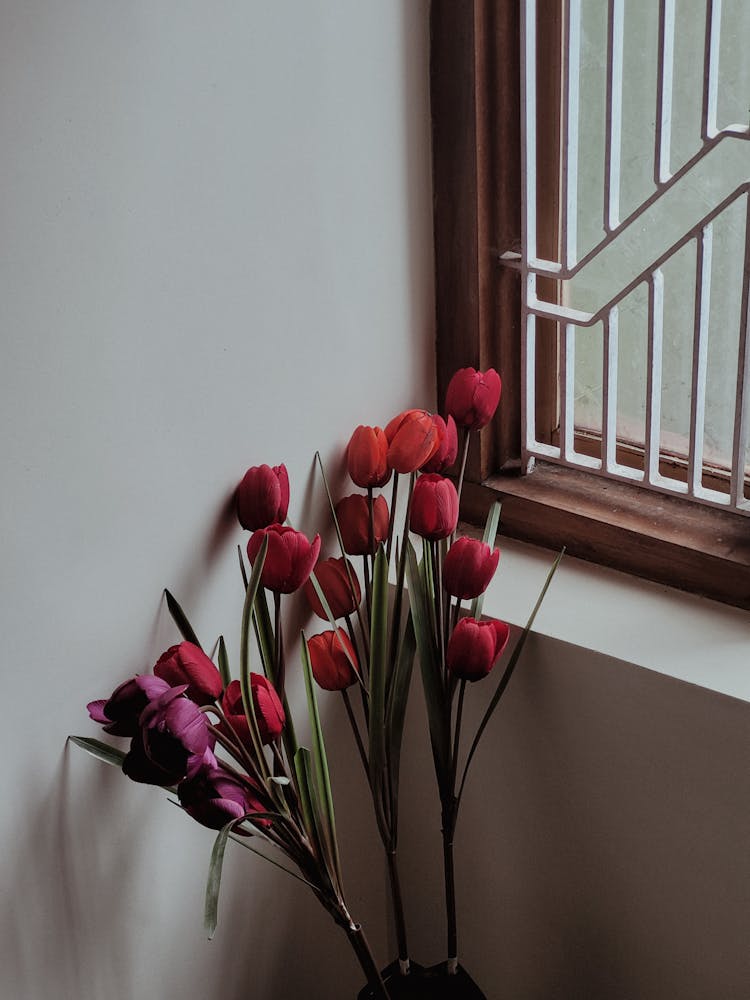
[71,366,560,999]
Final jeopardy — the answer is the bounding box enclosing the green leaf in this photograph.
[469,500,502,621]
[385,610,417,825]
[164,590,202,649]
[367,546,390,815]
[204,820,233,939]
[239,536,271,782]
[68,736,126,769]
[301,633,343,891]
[405,541,450,783]
[458,548,564,805]
[217,636,231,688]
[293,747,325,870]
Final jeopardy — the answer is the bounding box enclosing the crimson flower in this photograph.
[335,493,389,556]
[445,368,502,430]
[384,409,440,474]
[446,617,511,682]
[178,765,270,832]
[307,630,359,691]
[87,674,171,737]
[247,524,321,594]
[220,677,285,747]
[442,536,500,600]
[347,425,391,488]
[123,686,213,786]
[304,557,361,621]
[421,414,458,473]
[153,641,223,706]
[235,464,289,531]
[409,474,459,541]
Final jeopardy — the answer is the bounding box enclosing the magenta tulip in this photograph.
[153,641,223,706]
[247,524,321,594]
[235,464,290,531]
[446,617,511,681]
[123,685,213,786]
[87,674,172,737]
[445,367,502,430]
[178,765,269,832]
[409,474,459,541]
[442,536,500,600]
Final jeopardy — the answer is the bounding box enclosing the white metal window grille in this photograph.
[510,0,750,514]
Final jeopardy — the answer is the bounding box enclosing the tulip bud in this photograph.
[87,674,172,737]
[235,464,290,531]
[421,414,458,473]
[153,641,223,706]
[247,524,321,594]
[124,686,213,786]
[307,630,359,691]
[178,765,269,831]
[445,368,502,430]
[304,557,361,620]
[220,676,285,747]
[409,474,459,541]
[384,409,441,474]
[347,426,391,488]
[446,617,511,681]
[335,493,389,556]
[442,536,500,600]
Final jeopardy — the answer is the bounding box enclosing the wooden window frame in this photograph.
[430,0,750,610]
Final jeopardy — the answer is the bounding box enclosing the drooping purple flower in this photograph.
[123,686,213,786]
[87,675,172,737]
[178,765,270,832]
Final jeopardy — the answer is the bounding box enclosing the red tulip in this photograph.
[421,414,458,473]
[335,493,389,555]
[446,617,511,681]
[347,426,391,488]
[442,536,500,599]
[445,367,502,430]
[304,557,361,620]
[153,641,223,706]
[307,630,359,690]
[385,409,441,474]
[409,474,459,541]
[236,464,289,531]
[221,676,285,747]
[178,765,270,831]
[247,524,321,593]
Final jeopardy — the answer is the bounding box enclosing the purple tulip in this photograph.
[87,675,172,737]
[178,765,269,832]
[123,686,213,786]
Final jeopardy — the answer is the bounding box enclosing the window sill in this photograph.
[460,528,750,704]
[460,463,750,611]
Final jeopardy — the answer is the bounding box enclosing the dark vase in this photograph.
[357,961,486,999]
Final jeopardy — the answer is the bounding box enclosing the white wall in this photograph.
[2,3,748,999]
[1,3,434,998]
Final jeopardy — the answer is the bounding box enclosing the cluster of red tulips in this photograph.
[74,365,561,998]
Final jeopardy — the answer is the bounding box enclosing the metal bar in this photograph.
[604,0,624,230]
[730,195,750,506]
[688,228,713,495]
[602,307,619,472]
[645,271,665,484]
[520,0,536,472]
[654,0,675,184]
[560,324,575,461]
[561,0,581,269]
[702,0,721,140]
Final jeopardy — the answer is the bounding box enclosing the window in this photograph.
[430,0,750,608]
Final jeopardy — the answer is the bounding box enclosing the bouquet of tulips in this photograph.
[71,366,560,999]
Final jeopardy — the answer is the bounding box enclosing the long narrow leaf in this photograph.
[204,820,233,939]
[217,636,231,688]
[385,611,417,826]
[405,541,450,781]
[469,500,502,620]
[239,537,272,783]
[458,548,564,806]
[368,545,390,820]
[301,635,343,890]
[68,736,126,769]
[293,747,328,877]
[164,590,202,649]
